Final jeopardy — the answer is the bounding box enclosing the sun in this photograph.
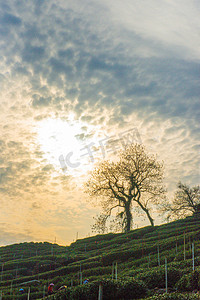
[36,117,101,175]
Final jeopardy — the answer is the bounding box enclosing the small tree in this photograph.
[85,144,166,233]
[164,182,200,220]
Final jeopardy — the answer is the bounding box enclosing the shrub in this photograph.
[82,266,111,277]
[144,292,200,299]
[136,267,182,289]
[52,278,147,300]
[117,278,147,299]
[101,248,142,266]
[176,270,199,292]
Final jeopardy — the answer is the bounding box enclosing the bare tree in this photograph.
[163,182,200,220]
[85,144,166,233]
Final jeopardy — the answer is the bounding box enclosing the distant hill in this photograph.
[0,215,200,299]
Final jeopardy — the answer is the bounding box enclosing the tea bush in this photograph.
[144,292,200,299]
[117,278,147,299]
[136,267,182,289]
[51,278,147,300]
[176,270,200,292]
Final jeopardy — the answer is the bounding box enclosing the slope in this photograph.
[0,214,199,299]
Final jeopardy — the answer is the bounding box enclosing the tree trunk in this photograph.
[137,201,154,226]
[124,203,132,232]
[145,208,154,226]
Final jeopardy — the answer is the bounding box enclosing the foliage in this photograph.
[52,278,147,300]
[117,278,147,299]
[176,270,200,292]
[144,292,200,299]
[136,267,182,289]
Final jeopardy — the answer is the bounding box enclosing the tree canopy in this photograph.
[85,143,166,233]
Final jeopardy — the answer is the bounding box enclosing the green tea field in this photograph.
[0,215,200,299]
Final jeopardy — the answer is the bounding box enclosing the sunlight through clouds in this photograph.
[37,117,105,176]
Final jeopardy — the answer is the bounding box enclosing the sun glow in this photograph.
[37,117,101,175]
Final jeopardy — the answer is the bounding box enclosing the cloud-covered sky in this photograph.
[0,0,199,246]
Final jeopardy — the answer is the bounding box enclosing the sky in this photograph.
[0,0,199,246]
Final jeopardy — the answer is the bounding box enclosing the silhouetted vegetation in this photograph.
[85,144,166,233]
[162,182,200,221]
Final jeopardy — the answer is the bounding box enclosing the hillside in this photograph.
[0,215,200,299]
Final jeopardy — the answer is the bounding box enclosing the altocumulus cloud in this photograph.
[0,0,199,245]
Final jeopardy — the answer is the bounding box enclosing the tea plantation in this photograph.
[0,215,199,299]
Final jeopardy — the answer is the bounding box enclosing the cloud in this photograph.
[101,0,200,60]
[1,0,199,124]
[0,226,34,247]
[1,12,22,26]
[31,95,52,108]
[22,45,46,63]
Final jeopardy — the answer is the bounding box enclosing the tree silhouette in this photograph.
[163,182,200,220]
[85,144,166,233]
